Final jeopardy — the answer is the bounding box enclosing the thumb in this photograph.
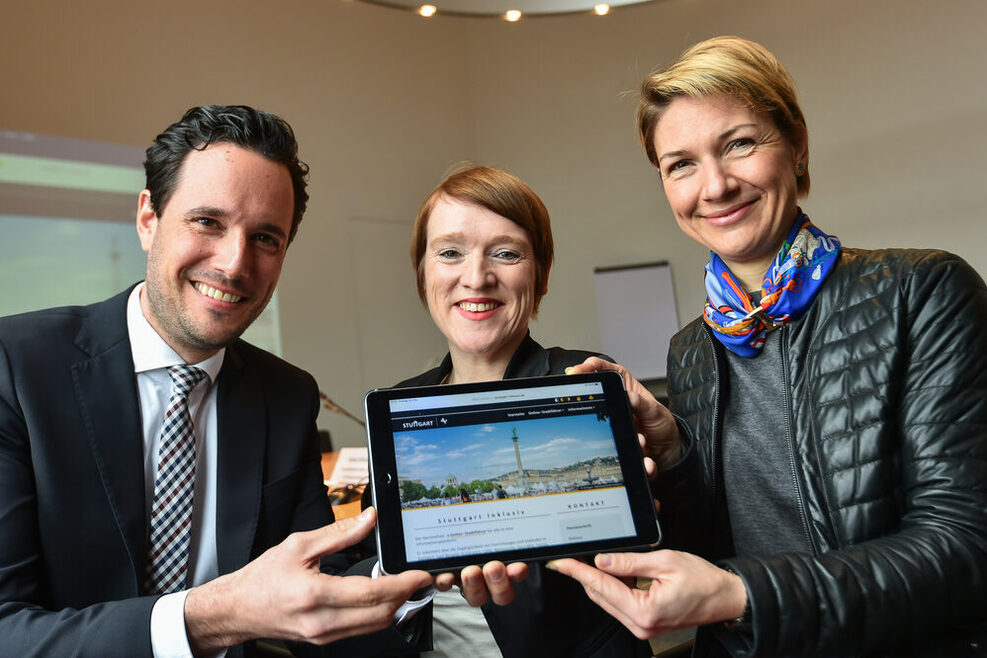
[564,356,613,375]
[593,551,655,579]
[299,507,377,560]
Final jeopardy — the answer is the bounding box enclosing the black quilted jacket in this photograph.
[660,248,987,657]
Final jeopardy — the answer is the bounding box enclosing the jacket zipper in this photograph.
[705,325,723,504]
[780,327,820,556]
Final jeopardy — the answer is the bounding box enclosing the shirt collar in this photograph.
[126,283,225,382]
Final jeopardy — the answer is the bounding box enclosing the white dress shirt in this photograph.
[128,284,431,656]
[127,285,225,658]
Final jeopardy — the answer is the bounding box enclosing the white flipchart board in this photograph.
[593,262,679,381]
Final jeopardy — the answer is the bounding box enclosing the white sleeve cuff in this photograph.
[151,591,227,658]
[150,591,194,658]
[371,560,436,626]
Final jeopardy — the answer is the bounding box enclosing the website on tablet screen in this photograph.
[388,381,636,562]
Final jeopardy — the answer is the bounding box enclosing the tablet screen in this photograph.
[366,372,659,572]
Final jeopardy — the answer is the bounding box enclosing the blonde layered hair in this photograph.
[638,36,811,197]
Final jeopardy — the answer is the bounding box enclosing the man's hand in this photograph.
[184,508,433,653]
[567,357,681,471]
[546,551,746,639]
[434,561,529,607]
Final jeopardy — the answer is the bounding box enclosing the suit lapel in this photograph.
[71,289,147,587]
[215,343,266,575]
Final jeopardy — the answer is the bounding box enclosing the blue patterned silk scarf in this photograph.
[702,211,841,357]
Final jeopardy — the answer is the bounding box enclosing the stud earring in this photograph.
[795,162,805,176]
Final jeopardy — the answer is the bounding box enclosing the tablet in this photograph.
[364,371,661,574]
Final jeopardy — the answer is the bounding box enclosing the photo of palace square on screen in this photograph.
[394,412,624,510]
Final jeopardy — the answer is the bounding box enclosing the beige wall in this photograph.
[462,0,987,355]
[2,0,467,446]
[3,0,985,446]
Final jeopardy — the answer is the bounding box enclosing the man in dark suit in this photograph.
[0,105,431,657]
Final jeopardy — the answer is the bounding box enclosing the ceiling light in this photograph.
[350,0,659,18]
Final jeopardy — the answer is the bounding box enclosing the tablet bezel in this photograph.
[364,371,661,574]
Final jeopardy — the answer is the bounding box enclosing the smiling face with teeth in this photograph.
[136,144,294,363]
[423,196,538,375]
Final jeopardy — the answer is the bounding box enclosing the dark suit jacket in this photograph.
[393,334,652,658]
[0,287,424,657]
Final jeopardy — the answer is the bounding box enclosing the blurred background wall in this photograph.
[3,0,984,446]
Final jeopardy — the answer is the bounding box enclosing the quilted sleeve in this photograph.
[722,251,987,656]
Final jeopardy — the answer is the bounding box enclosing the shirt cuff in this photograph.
[150,591,193,658]
[151,591,227,658]
[371,560,437,626]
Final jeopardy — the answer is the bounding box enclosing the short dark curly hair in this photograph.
[143,105,310,242]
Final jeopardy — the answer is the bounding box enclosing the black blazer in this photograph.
[394,334,652,658]
[0,287,423,657]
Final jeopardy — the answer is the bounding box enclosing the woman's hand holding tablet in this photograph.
[433,561,529,606]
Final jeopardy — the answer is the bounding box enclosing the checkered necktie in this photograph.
[143,365,207,594]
